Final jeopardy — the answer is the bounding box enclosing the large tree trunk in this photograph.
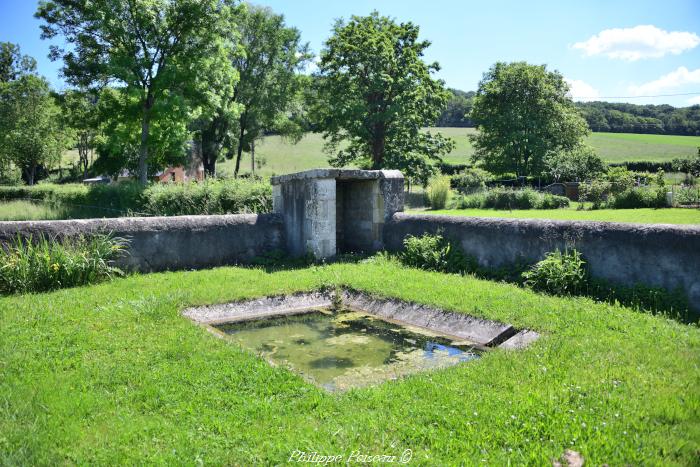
[137,94,154,185]
[25,163,36,186]
[371,123,386,169]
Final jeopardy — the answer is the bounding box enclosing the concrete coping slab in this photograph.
[182,289,539,348]
[270,169,403,185]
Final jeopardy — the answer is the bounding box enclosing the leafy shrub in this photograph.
[0,233,128,295]
[400,233,476,274]
[522,249,588,296]
[450,168,494,194]
[545,145,605,182]
[579,179,611,209]
[608,186,667,209]
[426,175,452,210]
[605,167,636,195]
[454,188,569,210]
[673,186,700,205]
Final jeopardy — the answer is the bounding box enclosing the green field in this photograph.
[214,129,700,177]
[419,206,700,225]
[1,260,698,464]
[58,129,700,177]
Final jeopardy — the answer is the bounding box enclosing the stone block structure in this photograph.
[271,169,404,258]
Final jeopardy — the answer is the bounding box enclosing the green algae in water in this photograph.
[215,310,481,391]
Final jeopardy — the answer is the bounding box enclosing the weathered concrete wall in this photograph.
[272,169,404,257]
[0,214,284,272]
[384,213,700,311]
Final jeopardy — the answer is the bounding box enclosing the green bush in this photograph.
[450,168,494,194]
[453,188,569,210]
[608,186,666,209]
[605,167,636,195]
[579,179,611,209]
[673,186,700,205]
[0,233,128,295]
[426,175,452,210]
[522,249,588,296]
[400,233,476,274]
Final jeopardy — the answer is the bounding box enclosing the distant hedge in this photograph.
[0,179,272,216]
[607,161,674,172]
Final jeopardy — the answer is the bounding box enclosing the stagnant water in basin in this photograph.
[215,309,482,391]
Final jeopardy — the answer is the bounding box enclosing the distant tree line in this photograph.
[575,101,700,135]
[435,90,700,136]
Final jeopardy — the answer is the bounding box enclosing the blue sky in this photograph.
[2,0,699,106]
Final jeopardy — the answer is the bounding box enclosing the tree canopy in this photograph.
[470,62,589,176]
[314,11,453,184]
[36,0,239,184]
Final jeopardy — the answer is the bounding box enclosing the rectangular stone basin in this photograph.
[183,290,539,392]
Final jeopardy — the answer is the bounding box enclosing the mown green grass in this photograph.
[421,206,700,224]
[1,260,698,464]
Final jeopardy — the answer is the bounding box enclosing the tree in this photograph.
[470,62,589,176]
[62,90,100,179]
[314,12,453,183]
[93,86,190,179]
[36,0,238,184]
[545,145,605,182]
[0,75,68,185]
[436,89,475,127]
[198,4,311,177]
[0,42,37,83]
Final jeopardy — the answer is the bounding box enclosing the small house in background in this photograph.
[544,182,580,201]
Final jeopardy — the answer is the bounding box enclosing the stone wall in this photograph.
[0,214,284,272]
[384,213,700,311]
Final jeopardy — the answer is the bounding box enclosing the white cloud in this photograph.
[688,96,700,105]
[573,25,700,61]
[565,78,600,102]
[628,66,700,95]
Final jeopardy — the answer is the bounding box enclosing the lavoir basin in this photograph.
[183,291,540,392]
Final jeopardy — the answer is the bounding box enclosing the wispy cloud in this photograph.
[565,78,600,101]
[628,67,700,95]
[573,25,699,61]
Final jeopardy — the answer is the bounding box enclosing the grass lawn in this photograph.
[1,260,698,464]
[0,200,120,221]
[420,206,700,225]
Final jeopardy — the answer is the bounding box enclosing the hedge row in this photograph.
[0,179,273,216]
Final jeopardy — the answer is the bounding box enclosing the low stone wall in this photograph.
[0,214,284,272]
[384,213,700,311]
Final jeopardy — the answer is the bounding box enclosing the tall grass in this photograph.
[453,188,570,210]
[0,234,128,295]
[426,175,452,210]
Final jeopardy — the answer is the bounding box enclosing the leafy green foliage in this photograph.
[523,249,587,296]
[435,88,475,127]
[0,41,36,83]
[578,179,611,209]
[223,5,311,178]
[470,62,589,176]
[608,186,667,209]
[0,233,127,294]
[36,0,239,183]
[545,145,605,182]
[454,188,570,210]
[314,11,453,184]
[400,233,475,274]
[450,168,494,194]
[426,175,451,209]
[0,74,69,185]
